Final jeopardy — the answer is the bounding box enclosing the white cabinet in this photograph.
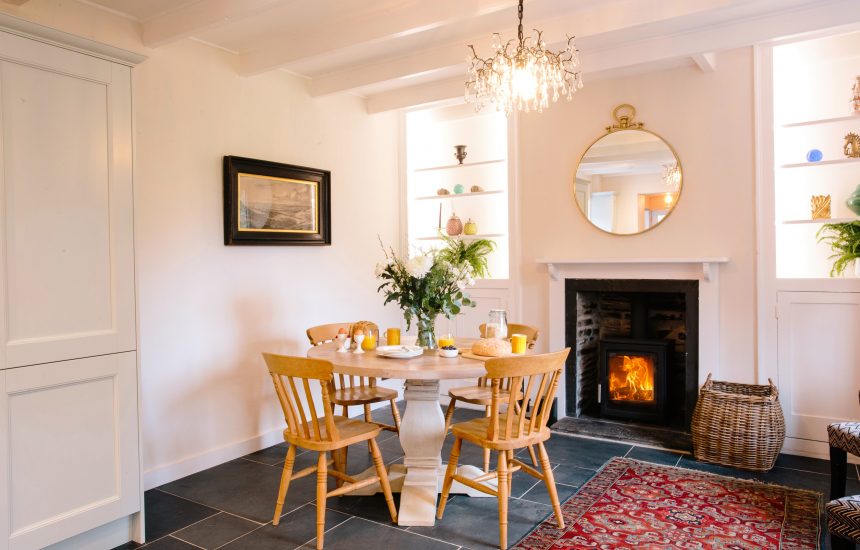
[776,292,860,442]
[0,28,141,549]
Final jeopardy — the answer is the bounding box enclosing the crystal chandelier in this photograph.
[662,164,681,189]
[465,0,582,114]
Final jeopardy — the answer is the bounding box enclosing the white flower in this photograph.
[405,254,433,278]
[374,262,387,277]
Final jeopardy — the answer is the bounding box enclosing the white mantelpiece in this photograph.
[536,257,729,420]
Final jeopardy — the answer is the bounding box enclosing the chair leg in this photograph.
[538,441,564,529]
[315,452,328,550]
[830,445,848,500]
[390,399,402,433]
[331,448,345,489]
[272,444,296,525]
[483,448,491,474]
[364,404,373,454]
[527,445,538,468]
[830,534,855,550]
[369,438,398,523]
[436,437,462,519]
[443,398,457,433]
[498,450,509,550]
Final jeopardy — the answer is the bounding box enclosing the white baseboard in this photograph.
[43,515,135,550]
[144,428,284,490]
[781,437,860,465]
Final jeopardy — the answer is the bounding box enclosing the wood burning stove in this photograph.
[599,337,670,424]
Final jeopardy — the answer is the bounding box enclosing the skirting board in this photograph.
[143,398,400,490]
[43,515,135,550]
[782,436,860,465]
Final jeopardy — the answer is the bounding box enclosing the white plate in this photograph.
[376,345,424,358]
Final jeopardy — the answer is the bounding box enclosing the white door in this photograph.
[0,30,136,369]
[777,291,860,442]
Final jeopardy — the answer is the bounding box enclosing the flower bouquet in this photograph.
[376,235,495,349]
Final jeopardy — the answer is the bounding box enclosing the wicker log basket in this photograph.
[691,373,786,472]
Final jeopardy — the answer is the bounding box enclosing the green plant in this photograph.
[375,236,495,329]
[816,221,860,276]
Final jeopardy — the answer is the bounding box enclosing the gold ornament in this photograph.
[845,132,860,158]
[811,195,831,220]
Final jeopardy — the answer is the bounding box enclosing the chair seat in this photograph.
[451,416,551,451]
[827,495,860,543]
[285,416,380,451]
[331,385,397,406]
[448,385,520,406]
[828,422,860,456]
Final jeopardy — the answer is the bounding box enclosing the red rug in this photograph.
[515,457,821,549]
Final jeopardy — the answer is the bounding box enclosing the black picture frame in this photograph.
[223,156,331,246]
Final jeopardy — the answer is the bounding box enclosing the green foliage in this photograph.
[376,237,494,330]
[816,221,860,277]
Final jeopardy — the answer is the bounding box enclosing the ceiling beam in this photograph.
[691,52,717,72]
[142,0,285,48]
[363,0,860,112]
[238,0,515,76]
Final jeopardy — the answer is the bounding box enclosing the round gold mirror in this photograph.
[574,105,682,235]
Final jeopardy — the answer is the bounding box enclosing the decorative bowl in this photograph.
[438,348,459,358]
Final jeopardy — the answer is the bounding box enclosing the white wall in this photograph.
[517,48,758,382]
[0,1,403,488]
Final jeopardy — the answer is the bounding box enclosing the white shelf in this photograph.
[780,157,860,169]
[781,114,860,128]
[414,233,504,241]
[412,159,505,172]
[415,190,503,201]
[782,217,860,225]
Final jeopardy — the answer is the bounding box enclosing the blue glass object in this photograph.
[453,184,465,194]
[806,149,823,162]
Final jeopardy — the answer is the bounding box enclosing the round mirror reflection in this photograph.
[574,129,681,235]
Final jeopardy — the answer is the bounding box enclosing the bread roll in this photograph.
[471,338,512,357]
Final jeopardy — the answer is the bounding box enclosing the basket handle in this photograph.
[768,378,779,400]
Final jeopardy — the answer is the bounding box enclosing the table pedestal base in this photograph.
[347,379,495,526]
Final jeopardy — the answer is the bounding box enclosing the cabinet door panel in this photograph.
[1,353,139,550]
[0,30,135,369]
[777,291,860,441]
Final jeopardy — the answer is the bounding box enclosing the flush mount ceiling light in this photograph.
[465,0,582,114]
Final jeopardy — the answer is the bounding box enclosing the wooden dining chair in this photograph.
[436,349,570,550]
[443,323,540,472]
[262,353,397,549]
[306,322,402,434]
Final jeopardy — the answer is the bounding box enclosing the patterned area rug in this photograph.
[515,457,821,549]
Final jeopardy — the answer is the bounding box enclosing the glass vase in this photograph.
[416,315,437,350]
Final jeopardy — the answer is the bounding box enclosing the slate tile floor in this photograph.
[117,404,860,550]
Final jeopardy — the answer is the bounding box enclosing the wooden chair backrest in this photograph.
[305,322,380,392]
[479,323,540,348]
[306,323,353,346]
[484,348,570,443]
[262,352,339,444]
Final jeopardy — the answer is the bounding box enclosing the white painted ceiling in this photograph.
[82,0,860,112]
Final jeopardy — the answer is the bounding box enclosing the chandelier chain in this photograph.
[517,0,524,44]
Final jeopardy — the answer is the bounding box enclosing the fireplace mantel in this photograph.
[537,258,730,282]
[539,257,730,420]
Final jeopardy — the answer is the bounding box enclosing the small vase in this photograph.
[416,315,437,350]
[446,213,463,236]
[846,184,860,215]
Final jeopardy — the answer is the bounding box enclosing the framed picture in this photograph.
[223,156,331,246]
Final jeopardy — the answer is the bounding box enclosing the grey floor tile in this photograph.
[530,435,632,470]
[110,542,141,549]
[159,458,322,523]
[626,446,685,466]
[303,517,458,549]
[220,504,351,550]
[549,464,598,487]
[411,494,551,550]
[774,453,832,475]
[171,512,260,549]
[243,443,291,466]
[323,493,402,526]
[676,456,760,480]
[141,537,199,549]
[518,479,579,507]
[144,489,219,541]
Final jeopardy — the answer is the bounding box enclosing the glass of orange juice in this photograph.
[438,333,455,348]
[386,328,400,345]
[511,334,527,354]
[361,328,377,351]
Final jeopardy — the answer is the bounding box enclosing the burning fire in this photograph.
[608,354,655,403]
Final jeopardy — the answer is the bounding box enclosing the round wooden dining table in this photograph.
[307,341,489,526]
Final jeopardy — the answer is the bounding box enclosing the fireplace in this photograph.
[564,278,699,431]
[599,337,670,423]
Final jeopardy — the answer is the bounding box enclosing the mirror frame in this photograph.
[573,104,683,236]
